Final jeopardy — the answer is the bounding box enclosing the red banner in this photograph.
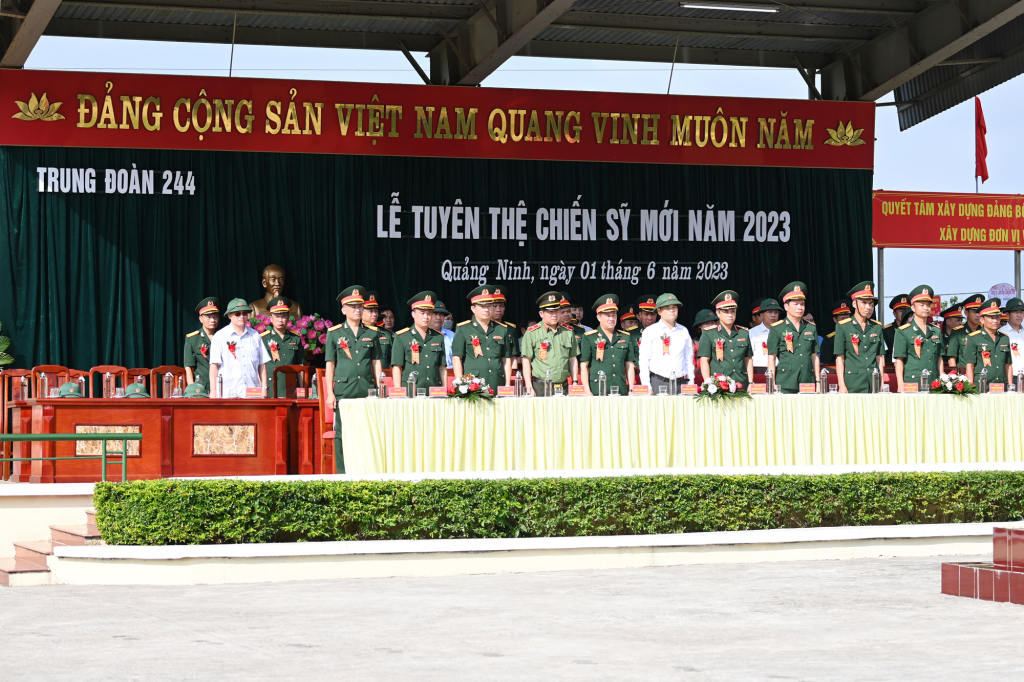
[0,69,874,169]
[873,191,1024,250]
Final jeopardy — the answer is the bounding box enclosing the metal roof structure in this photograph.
[1,0,1022,128]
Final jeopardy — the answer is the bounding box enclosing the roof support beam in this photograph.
[820,0,1024,101]
[1,0,63,67]
[430,0,578,86]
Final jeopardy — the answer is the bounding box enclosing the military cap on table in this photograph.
[184,383,209,398]
[58,382,84,398]
[196,297,220,315]
[126,383,151,398]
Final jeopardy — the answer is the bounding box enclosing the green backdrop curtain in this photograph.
[0,146,872,369]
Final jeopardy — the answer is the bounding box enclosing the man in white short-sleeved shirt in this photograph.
[639,293,694,392]
[209,298,271,398]
[999,297,1024,378]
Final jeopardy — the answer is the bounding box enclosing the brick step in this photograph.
[0,557,51,587]
[85,509,96,527]
[50,525,103,547]
[14,540,54,567]
[942,562,1024,603]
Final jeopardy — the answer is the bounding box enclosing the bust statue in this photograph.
[249,264,303,318]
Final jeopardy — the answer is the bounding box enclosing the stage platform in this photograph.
[338,394,1024,475]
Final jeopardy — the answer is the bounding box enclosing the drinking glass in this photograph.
[417,388,427,398]
[48,388,59,398]
[610,386,620,396]
[170,387,182,398]
[114,388,126,398]
[658,386,668,396]
[882,385,890,393]
[554,385,564,397]
[366,388,378,399]
[829,385,838,394]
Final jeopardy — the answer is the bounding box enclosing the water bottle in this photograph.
[871,367,880,394]
[378,372,387,394]
[979,367,989,393]
[919,369,931,393]
[19,375,28,400]
[544,369,553,397]
[77,375,86,398]
[597,370,607,397]
[103,372,114,399]
[216,373,224,399]
[136,375,144,384]
[765,369,775,394]
[514,370,524,397]
[39,373,48,399]
[1016,370,1024,394]
[819,368,828,394]
[669,371,677,396]
[407,371,418,398]
[163,372,173,399]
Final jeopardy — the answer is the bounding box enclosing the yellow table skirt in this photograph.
[336,394,1024,475]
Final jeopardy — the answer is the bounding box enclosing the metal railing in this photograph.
[0,433,142,482]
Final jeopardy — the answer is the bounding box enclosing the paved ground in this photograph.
[2,555,1020,681]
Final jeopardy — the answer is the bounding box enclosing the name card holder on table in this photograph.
[295,388,307,398]
[388,386,407,398]
[989,383,1005,393]
[748,384,767,395]
[245,387,263,398]
[568,385,587,396]
[630,385,651,396]
[901,384,919,393]
[428,387,447,397]
[799,383,817,394]
[679,384,698,395]
[497,386,516,397]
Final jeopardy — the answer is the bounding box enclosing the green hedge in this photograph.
[93,472,1024,545]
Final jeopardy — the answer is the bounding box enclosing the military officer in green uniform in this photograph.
[965,298,1014,388]
[883,294,911,363]
[489,285,520,365]
[557,292,586,357]
[260,296,305,397]
[184,297,220,390]
[818,299,852,366]
[833,282,885,393]
[361,291,393,371]
[521,291,579,396]
[767,282,820,393]
[697,290,753,386]
[619,305,639,334]
[628,294,658,358]
[391,291,447,390]
[946,293,985,370]
[452,285,511,388]
[580,294,636,395]
[325,285,383,473]
[892,284,944,391]
[940,303,965,370]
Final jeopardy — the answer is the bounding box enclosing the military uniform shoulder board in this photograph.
[562,324,574,330]
[366,324,378,331]
[838,318,852,325]
[899,323,911,330]
[871,319,882,325]
[395,327,410,335]
[737,325,748,331]
[527,324,540,331]
[771,320,785,327]
[290,330,303,337]
[952,325,964,331]
[260,330,270,337]
[826,331,836,338]
[457,320,471,327]
[616,330,631,336]
[328,323,344,332]
[584,329,599,336]
[884,323,893,329]
[186,330,200,338]
[968,330,982,336]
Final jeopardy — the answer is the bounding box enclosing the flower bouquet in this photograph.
[446,373,495,403]
[929,373,978,398]
[290,314,333,356]
[695,373,751,403]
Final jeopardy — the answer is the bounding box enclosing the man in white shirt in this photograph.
[749,297,781,370]
[430,300,455,369]
[999,297,1024,378]
[209,298,271,398]
[639,293,694,392]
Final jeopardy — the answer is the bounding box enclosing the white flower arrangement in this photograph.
[930,372,978,398]
[696,374,750,403]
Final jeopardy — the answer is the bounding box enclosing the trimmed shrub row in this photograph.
[93,472,1024,545]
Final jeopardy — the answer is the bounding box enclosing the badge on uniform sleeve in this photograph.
[715,338,724,362]
[539,340,550,362]
[597,339,606,361]
[339,338,352,360]
[411,341,421,364]
[269,341,280,362]
[471,336,483,357]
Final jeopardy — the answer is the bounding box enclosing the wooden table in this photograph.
[8,398,295,483]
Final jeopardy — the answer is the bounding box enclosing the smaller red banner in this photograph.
[873,191,1024,250]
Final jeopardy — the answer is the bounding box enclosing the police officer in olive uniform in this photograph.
[184,297,220,391]
[833,282,885,393]
[892,285,944,391]
[260,296,305,397]
[325,285,383,473]
[580,294,636,395]
[521,291,580,395]
[697,290,753,385]
[946,293,985,370]
[766,282,820,393]
[362,291,393,371]
[883,294,911,363]
[452,285,511,387]
[965,298,1014,387]
[819,299,852,366]
[391,291,447,390]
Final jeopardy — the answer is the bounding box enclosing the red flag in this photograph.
[975,96,989,183]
